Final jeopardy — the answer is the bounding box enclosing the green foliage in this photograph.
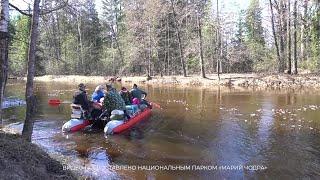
[245,0,265,45]
[253,48,277,72]
[8,15,30,76]
[7,0,319,76]
[187,55,199,74]
[310,5,320,71]
[235,10,246,44]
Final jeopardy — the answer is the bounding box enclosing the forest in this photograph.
[6,0,320,77]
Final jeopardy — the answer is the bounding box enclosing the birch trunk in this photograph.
[197,12,206,78]
[0,0,9,122]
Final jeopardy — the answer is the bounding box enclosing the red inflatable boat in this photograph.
[112,107,152,134]
[62,105,152,134]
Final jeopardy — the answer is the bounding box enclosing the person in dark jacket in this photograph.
[130,84,151,108]
[130,84,147,100]
[73,83,104,123]
[73,83,90,111]
[119,87,132,105]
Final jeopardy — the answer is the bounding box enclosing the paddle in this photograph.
[48,99,61,105]
[151,102,162,109]
[141,95,162,109]
[48,99,72,105]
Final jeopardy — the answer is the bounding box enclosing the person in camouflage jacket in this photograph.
[103,84,126,115]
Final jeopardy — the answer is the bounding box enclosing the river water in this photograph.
[1,80,320,179]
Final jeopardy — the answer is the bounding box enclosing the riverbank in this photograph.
[0,131,76,179]
[27,73,320,89]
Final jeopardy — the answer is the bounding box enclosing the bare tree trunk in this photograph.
[56,11,61,61]
[269,0,281,73]
[22,0,41,142]
[167,15,170,76]
[170,0,187,77]
[219,35,223,74]
[316,1,320,71]
[148,20,152,77]
[0,0,9,122]
[287,0,291,74]
[110,24,124,69]
[279,0,286,72]
[112,40,116,75]
[197,12,205,78]
[216,0,221,80]
[293,0,298,74]
[77,15,84,73]
[300,0,308,61]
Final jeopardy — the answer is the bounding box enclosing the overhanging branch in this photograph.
[9,0,69,17]
[9,3,32,17]
[40,0,69,15]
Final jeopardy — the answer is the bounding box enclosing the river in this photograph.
[1,80,320,179]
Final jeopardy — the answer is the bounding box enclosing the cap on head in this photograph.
[95,85,104,92]
[106,83,113,91]
[78,83,85,89]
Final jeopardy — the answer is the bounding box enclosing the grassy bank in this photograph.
[0,131,76,180]
[28,73,320,89]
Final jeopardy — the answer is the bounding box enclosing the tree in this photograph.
[197,11,205,78]
[9,15,30,76]
[287,0,291,74]
[235,10,245,44]
[278,0,287,72]
[21,0,68,141]
[269,0,281,73]
[300,0,308,62]
[245,0,265,45]
[22,0,41,141]
[311,0,320,71]
[7,0,320,77]
[170,0,187,77]
[216,0,221,79]
[293,0,297,74]
[80,0,103,75]
[244,0,266,71]
[0,0,9,122]
[102,0,125,73]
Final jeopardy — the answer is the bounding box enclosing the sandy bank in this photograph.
[28,74,320,89]
[0,131,76,180]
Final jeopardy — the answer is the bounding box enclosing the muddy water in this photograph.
[2,80,320,179]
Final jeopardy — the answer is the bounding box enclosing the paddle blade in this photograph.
[151,102,161,109]
[48,99,61,105]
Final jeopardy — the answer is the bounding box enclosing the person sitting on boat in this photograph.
[130,84,151,108]
[119,87,132,105]
[73,83,91,118]
[103,84,129,118]
[92,85,105,103]
[130,84,147,100]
